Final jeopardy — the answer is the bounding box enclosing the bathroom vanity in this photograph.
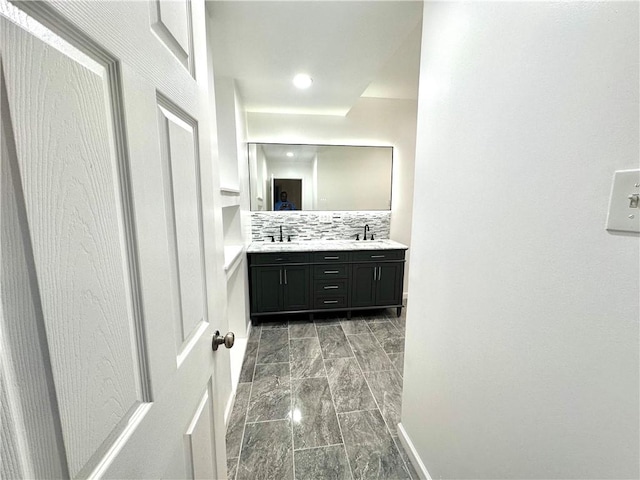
[247,239,407,323]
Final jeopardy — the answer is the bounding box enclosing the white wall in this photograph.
[402,2,639,479]
[214,77,240,189]
[247,96,417,293]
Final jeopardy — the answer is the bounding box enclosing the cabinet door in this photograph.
[351,263,377,307]
[252,267,283,313]
[375,263,404,306]
[282,265,311,311]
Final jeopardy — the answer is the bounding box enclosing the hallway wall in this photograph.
[402,2,639,478]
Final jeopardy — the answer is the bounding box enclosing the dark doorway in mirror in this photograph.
[274,178,302,211]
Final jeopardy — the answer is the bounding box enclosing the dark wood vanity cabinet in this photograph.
[249,254,311,314]
[248,248,405,322]
[351,249,404,308]
[351,262,404,308]
[313,258,350,310]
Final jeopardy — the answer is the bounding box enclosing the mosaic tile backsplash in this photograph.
[250,211,391,242]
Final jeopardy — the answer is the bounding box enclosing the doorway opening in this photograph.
[273,178,302,211]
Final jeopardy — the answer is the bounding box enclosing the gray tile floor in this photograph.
[226,305,419,480]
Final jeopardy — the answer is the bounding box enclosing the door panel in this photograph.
[149,0,193,74]
[184,382,216,479]
[157,101,207,351]
[1,75,67,477]
[1,17,148,478]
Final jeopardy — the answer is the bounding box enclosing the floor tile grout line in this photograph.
[288,322,296,480]
[367,316,405,382]
[380,316,407,376]
[318,320,356,480]
[390,434,416,480]
[234,323,265,479]
[288,321,318,341]
[352,367,398,374]
[371,315,406,360]
[245,417,294,425]
[316,322,356,360]
[347,312,414,479]
[347,316,404,377]
[368,311,415,479]
[356,372,408,477]
[293,442,345,452]
[335,407,381,416]
[230,384,251,476]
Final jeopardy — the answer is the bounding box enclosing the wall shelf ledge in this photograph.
[224,244,244,276]
[220,187,241,196]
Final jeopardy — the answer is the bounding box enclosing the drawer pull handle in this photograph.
[370,255,385,258]
[324,286,339,290]
[323,300,339,304]
[324,256,339,260]
[276,258,284,261]
[324,270,339,274]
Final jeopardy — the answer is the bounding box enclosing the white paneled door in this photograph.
[0,0,227,478]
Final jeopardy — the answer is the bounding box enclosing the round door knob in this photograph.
[212,331,235,351]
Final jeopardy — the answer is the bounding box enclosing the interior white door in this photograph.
[0,0,228,478]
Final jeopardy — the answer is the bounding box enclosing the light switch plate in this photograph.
[319,213,332,223]
[606,169,640,233]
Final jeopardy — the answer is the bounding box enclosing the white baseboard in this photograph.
[397,423,432,480]
[224,385,235,429]
[229,337,248,388]
[225,320,253,427]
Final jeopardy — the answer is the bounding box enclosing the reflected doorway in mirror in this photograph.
[273,178,302,211]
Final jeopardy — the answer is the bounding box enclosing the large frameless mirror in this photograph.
[248,143,393,212]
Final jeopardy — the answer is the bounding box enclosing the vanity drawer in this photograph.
[314,296,348,309]
[312,251,350,263]
[250,252,310,265]
[351,249,405,262]
[314,279,349,295]
[313,264,349,279]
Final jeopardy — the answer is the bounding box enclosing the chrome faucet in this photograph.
[363,224,370,241]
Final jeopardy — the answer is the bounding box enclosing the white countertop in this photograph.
[247,238,408,253]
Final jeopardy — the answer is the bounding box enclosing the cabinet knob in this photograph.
[212,331,235,351]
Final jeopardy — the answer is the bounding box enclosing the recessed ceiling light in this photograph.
[293,73,313,89]
[286,152,294,157]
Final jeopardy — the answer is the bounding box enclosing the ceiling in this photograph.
[257,143,394,164]
[259,143,319,163]
[207,1,423,116]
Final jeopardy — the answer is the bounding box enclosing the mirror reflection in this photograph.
[248,143,393,211]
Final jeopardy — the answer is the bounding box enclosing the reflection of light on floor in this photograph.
[288,408,302,424]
